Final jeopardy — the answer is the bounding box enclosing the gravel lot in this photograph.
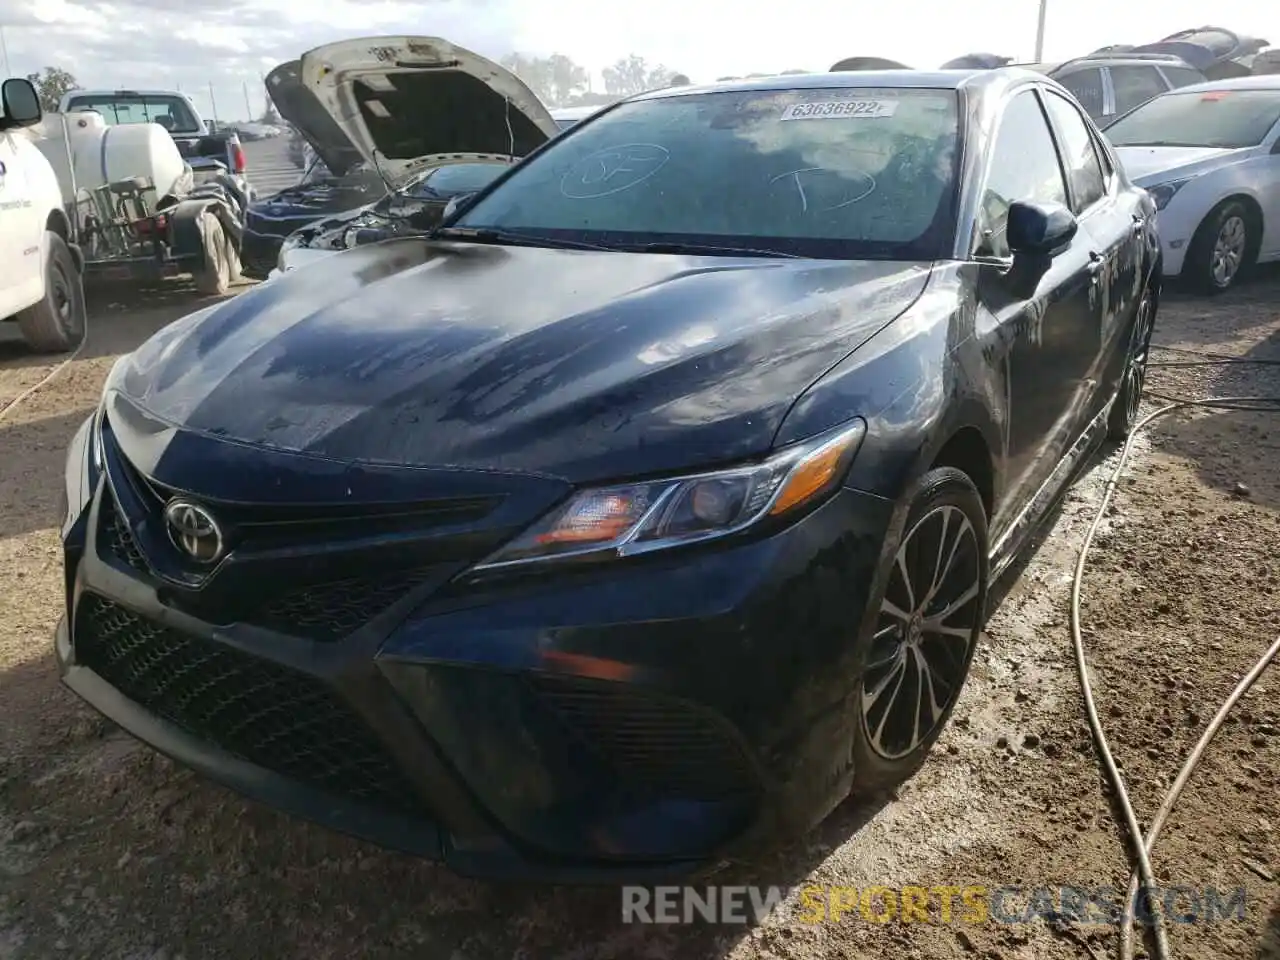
[1,269,1277,960]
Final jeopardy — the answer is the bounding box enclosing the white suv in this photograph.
[0,77,87,352]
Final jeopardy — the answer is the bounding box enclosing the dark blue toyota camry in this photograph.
[57,68,1160,882]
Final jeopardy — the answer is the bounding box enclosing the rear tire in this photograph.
[1107,287,1156,441]
[16,232,87,354]
[1181,200,1254,295]
[848,467,990,794]
[191,213,232,296]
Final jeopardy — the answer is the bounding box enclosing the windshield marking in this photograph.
[768,167,878,213]
[559,143,671,199]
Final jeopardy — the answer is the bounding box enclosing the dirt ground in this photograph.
[1,272,1278,960]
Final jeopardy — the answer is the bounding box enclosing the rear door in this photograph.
[972,87,1102,526]
[1041,89,1147,424]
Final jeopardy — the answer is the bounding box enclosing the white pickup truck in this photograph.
[0,77,87,352]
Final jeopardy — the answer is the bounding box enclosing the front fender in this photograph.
[775,263,1004,506]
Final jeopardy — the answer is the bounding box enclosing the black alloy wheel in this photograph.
[851,467,989,788]
[1108,288,1156,441]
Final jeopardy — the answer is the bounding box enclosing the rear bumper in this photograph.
[57,423,896,882]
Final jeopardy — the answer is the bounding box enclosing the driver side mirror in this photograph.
[0,78,42,131]
[442,192,476,222]
[1007,200,1078,258]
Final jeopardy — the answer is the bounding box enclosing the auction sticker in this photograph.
[780,99,899,120]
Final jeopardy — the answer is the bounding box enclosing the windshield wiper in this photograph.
[631,241,801,259]
[429,226,612,251]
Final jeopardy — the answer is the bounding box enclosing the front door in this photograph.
[0,132,42,318]
[972,88,1104,539]
[1041,89,1148,419]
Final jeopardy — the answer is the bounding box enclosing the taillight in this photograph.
[232,142,246,174]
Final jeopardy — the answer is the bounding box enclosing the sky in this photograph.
[1,0,1278,122]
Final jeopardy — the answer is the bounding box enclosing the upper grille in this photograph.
[528,675,758,801]
[74,594,427,817]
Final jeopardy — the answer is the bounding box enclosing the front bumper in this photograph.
[57,419,895,882]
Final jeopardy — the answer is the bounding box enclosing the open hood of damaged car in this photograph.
[297,36,560,180]
[266,59,367,177]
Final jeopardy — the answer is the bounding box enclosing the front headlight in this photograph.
[1147,178,1191,211]
[473,419,867,572]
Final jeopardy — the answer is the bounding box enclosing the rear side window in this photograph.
[1042,92,1107,212]
[975,91,1069,258]
[1159,65,1206,89]
[1109,66,1168,115]
[1055,67,1105,118]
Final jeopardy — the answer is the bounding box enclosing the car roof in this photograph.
[1162,73,1280,92]
[629,68,1034,102]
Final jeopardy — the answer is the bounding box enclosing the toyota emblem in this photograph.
[163,499,225,564]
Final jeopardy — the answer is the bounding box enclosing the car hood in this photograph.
[114,242,932,483]
[266,60,366,177]
[1114,144,1251,184]
[297,36,559,181]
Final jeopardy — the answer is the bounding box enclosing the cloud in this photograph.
[2,0,1276,121]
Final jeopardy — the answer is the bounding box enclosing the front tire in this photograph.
[16,232,87,354]
[1182,200,1253,294]
[849,467,990,793]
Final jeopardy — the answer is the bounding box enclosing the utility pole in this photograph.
[1034,0,1049,62]
[207,81,219,123]
[242,80,252,120]
[1,26,11,76]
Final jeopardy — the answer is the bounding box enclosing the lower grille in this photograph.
[250,567,441,642]
[528,676,758,801]
[74,594,426,817]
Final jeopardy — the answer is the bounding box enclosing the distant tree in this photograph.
[564,91,617,107]
[25,66,80,112]
[500,53,589,106]
[602,55,678,97]
[780,68,809,75]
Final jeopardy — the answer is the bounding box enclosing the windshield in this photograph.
[65,93,201,134]
[1106,88,1280,148]
[455,87,961,259]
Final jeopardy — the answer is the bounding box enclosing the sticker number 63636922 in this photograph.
[780,99,899,121]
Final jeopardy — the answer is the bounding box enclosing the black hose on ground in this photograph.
[1069,391,1280,960]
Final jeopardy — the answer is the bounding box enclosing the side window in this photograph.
[1109,66,1168,116]
[974,91,1069,259]
[1056,68,1105,119]
[1042,92,1107,213]
[1159,65,1206,89]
